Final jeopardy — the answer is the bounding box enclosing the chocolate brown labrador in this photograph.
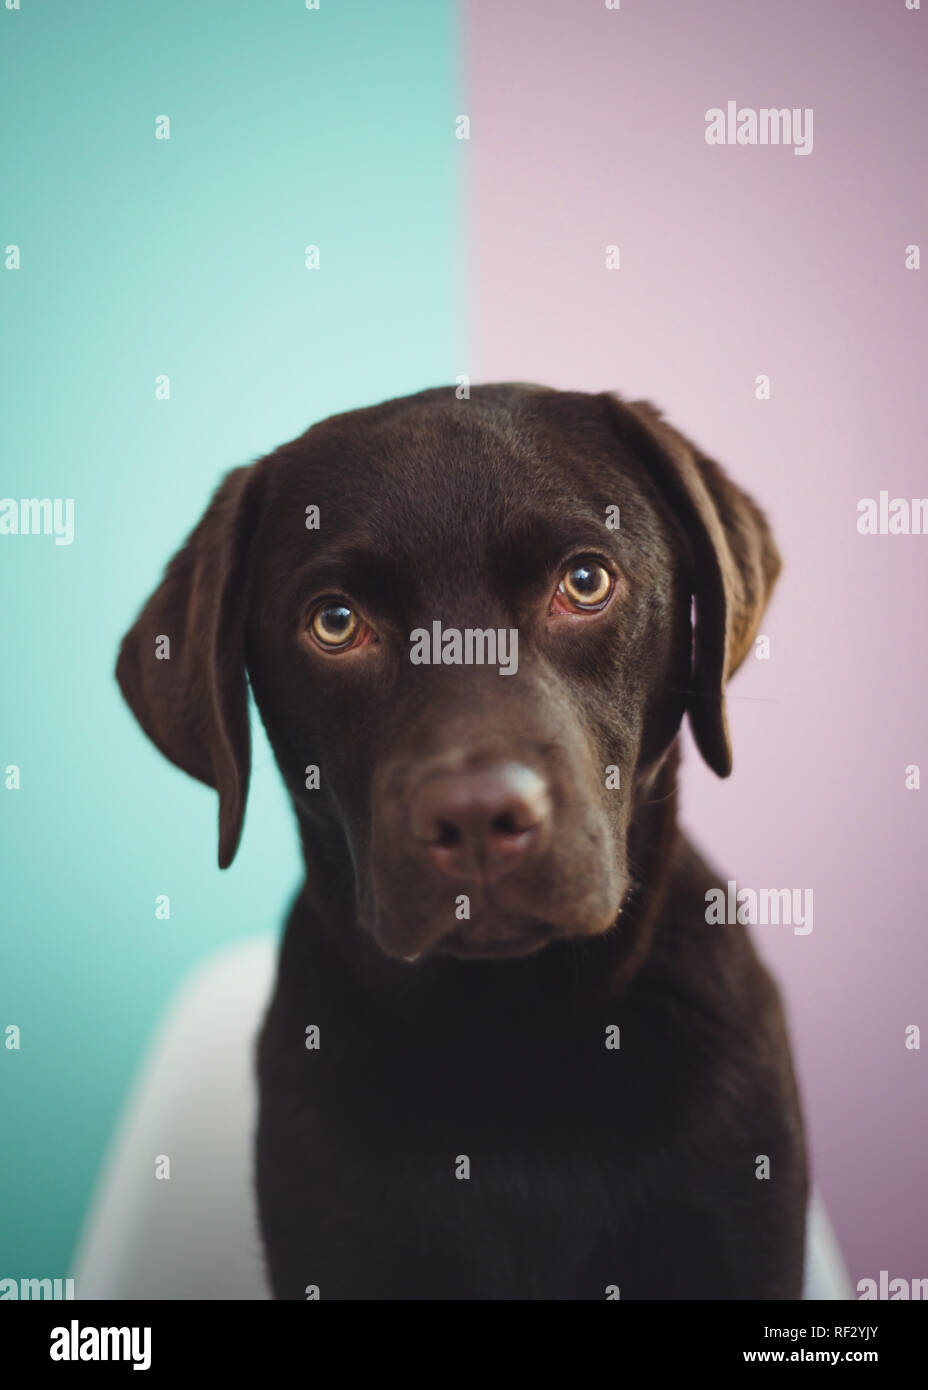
[116,384,807,1299]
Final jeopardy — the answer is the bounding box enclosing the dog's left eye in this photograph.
[307,601,369,651]
[553,561,614,613]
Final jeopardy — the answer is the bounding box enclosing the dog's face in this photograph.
[245,389,692,962]
[117,385,779,965]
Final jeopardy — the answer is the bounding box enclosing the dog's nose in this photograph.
[410,763,550,881]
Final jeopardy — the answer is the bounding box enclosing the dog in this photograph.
[116,383,808,1299]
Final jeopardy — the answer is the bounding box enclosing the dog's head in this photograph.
[117,385,779,963]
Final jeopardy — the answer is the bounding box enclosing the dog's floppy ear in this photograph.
[116,465,264,868]
[603,394,781,777]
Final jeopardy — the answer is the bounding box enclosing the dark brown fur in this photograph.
[116,384,807,1299]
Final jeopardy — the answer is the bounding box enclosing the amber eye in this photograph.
[558,561,613,610]
[309,602,361,649]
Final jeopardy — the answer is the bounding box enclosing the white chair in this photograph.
[71,935,853,1300]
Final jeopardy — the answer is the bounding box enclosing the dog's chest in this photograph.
[258,1000,663,1297]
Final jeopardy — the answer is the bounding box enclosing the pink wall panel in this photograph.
[465,0,927,1287]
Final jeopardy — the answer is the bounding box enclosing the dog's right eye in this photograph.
[551,559,616,615]
[307,602,369,651]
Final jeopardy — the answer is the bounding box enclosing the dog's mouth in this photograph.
[432,918,553,961]
[371,872,627,965]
